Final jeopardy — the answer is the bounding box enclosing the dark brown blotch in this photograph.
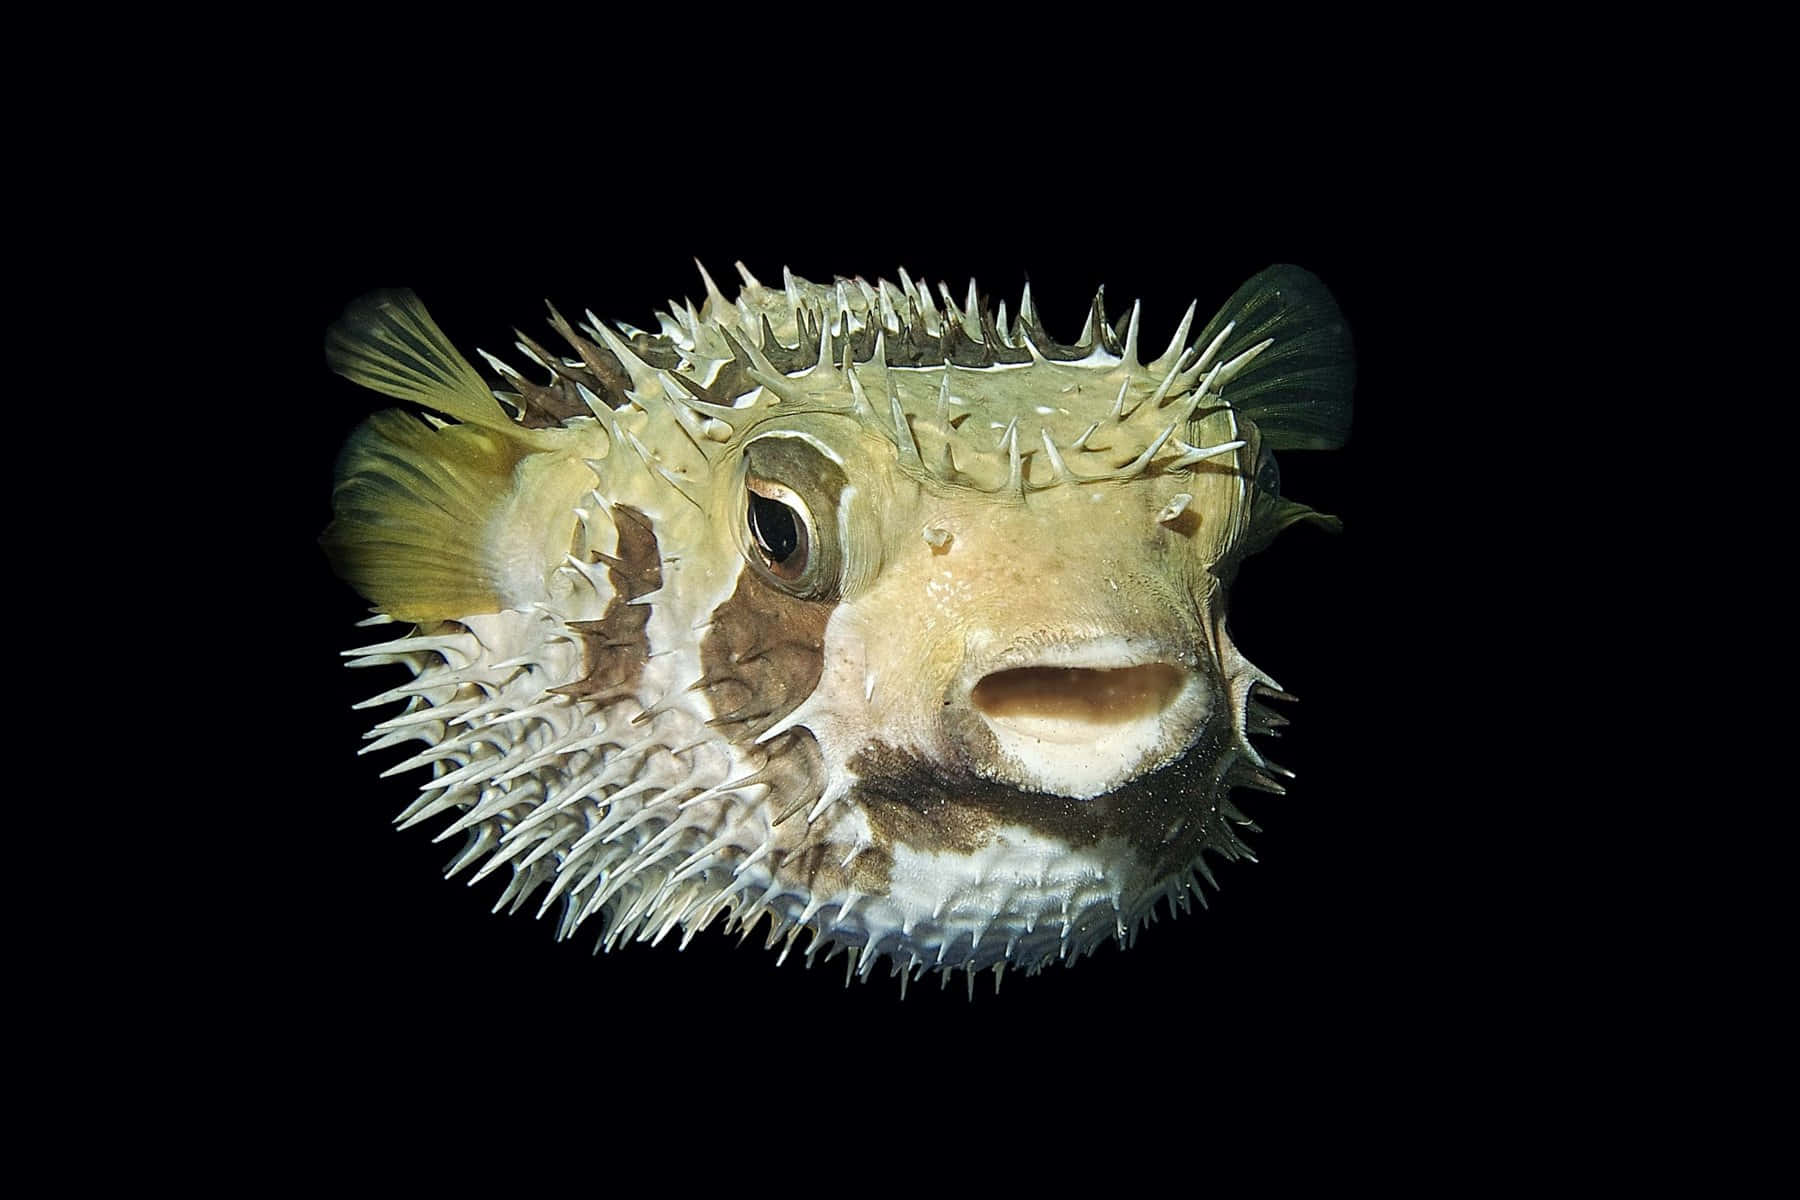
[774,835,894,903]
[696,565,832,741]
[554,505,663,705]
[846,730,1254,883]
[724,726,892,897]
[506,329,599,428]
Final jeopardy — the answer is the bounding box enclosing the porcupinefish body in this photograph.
[324,263,1352,988]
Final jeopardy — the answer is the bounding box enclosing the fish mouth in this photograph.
[972,663,1187,743]
[964,638,1210,800]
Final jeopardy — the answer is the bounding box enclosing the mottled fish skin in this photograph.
[324,263,1353,988]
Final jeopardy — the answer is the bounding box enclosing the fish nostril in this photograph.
[971,664,1186,745]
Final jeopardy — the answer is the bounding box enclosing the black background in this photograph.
[244,177,1499,1136]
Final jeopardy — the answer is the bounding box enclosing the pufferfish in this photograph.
[324,263,1352,992]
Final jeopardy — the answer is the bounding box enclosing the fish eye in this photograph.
[1255,448,1281,499]
[737,435,845,600]
[746,479,810,581]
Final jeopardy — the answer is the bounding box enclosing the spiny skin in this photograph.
[324,263,1353,989]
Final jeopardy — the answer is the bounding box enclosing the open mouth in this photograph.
[968,658,1203,799]
[971,664,1187,744]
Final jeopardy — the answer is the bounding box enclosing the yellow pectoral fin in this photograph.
[322,410,528,622]
[324,290,607,622]
[323,410,599,623]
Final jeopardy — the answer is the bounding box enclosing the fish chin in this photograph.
[808,741,1240,977]
[865,824,1153,977]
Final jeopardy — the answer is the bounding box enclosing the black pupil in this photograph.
[749,492,799,563]
[1257,452,1280,498]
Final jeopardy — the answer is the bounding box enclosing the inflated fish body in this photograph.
[325,264,1352,988]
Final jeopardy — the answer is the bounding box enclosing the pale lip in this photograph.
[964,636,1210,800]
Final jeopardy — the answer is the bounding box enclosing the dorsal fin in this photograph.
[326,290,517,434]
[1194,265,1354,451]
